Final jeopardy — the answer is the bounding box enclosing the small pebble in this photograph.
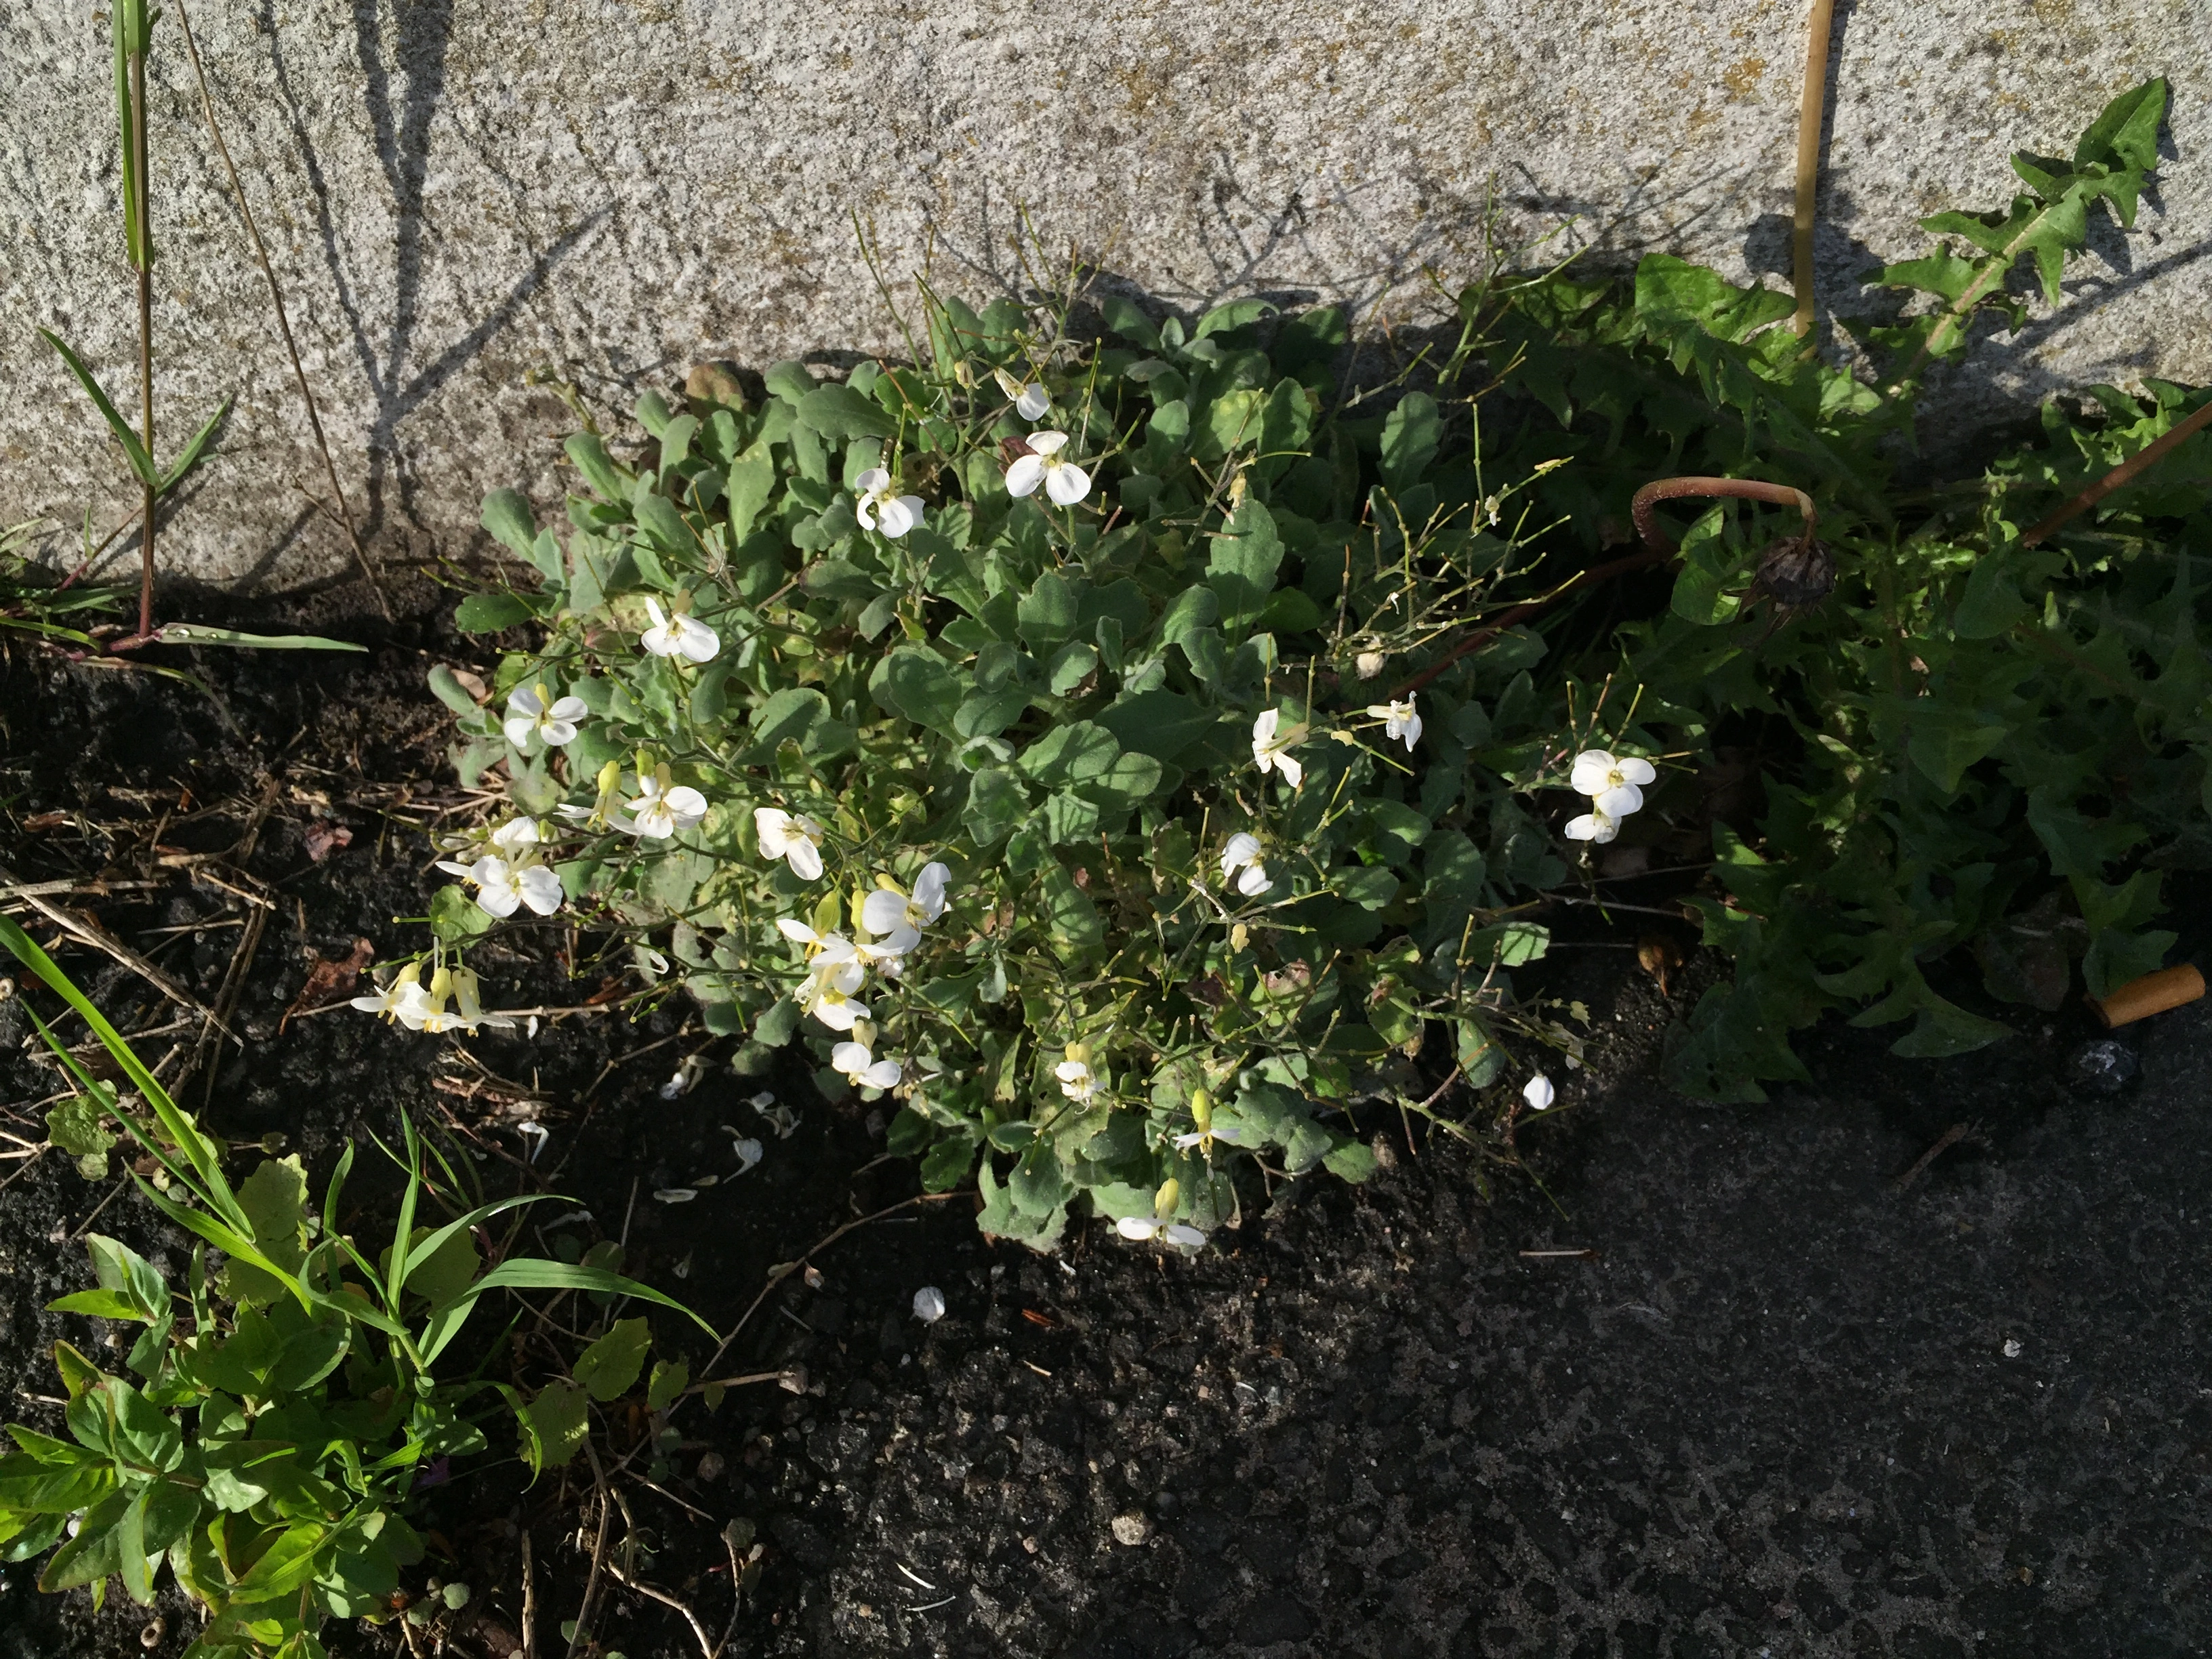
[2003,1338,2023,1359]
[913,1286,946,1324]
[2067,1038,2139,1095]
[695,1451,726,1483]
[1111,1513,1151,1547]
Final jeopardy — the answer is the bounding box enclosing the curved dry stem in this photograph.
[1791,0,1838,339]
[1631,476,1817,556]
[2020,398,2212,548]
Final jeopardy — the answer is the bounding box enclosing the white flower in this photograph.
[1116,1216,1209,1248]
[488,817,543,858]
[832,1040,903,1090]
[435,855,564,920]
[640,596,720,663]
[451,967,514,1031]
[503,684,588,749]
[756,808,826,880]
[1004,431,1091,506]
[854,468,926,539]
[1569,749,1657,819]
[1364,693,1422,752]
[855,927,920,975]
[913,1286,947,1324]
[776,918,859,965]
[996,367,1051,421]
[1563,807,1620,846]
[800,964,870,1031]
[861,861,950,938]
[1054,1059,1098,1103]
[1523,1073,1555,1111]
[352,964,430,1024]
[1173,1123,1248,1153]
[1250,710,1305,789]
[1217,832,1272,897]
[619,777,708,840]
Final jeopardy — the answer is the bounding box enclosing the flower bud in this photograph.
[1153,1177,1180,1218]
[1189,1086,1212,1130]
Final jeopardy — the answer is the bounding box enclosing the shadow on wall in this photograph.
[205,0,609,590]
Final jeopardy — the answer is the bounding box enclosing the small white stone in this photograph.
[2002,1338,2023,1359]
[1111,1513,1151,1547]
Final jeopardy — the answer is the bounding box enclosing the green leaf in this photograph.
[565,431,628,498]
[453,592,533,634]
[871,645,965,732]
[455,1260,713,1336]
[159,395,231,495]
[1379,392,1441,493]
[725,441,777,541]
[519,1380,591,1476]
[1954,556,2031,638]
[919,1134,977,1192]
[796,384,897,440]
[84,1235,167,1322]
[481,489,541,562]
[570,1318,650,1402]
[646,1359,689,1412]
[155,624,367,653]
[1667,506,1744,625]
[1205,497,1283,630]
[964,765,1029,848]
[1093,690,1214,763]
[1017,720,1120,787]
[44,1094,115,1160]
[1322,1140,1380,1183]
[38,330,158,487]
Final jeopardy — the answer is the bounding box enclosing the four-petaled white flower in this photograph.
[1364,692,1422,752]
[1218,832,1273,897]
[640,596,720,663]
[861,862,950,940]
[1055,1059,1098,1103]
[1116,1215,1208,1248]
[1005,432,1091,506]
[855,468,926,539]
[1173,1122,1248,1153]
[1570,749,1656,819]
[619,777,708,840]
[996,367,1052,421]
[832,1040,904,1090]
[1563,806,1620,845]
[504,684,588,750]
[1250,710,1306,789]
[801,975,870,1032]
[352,963,430,1025]
[756,808,825,880]
[436,853,564,919]
[1523,1073,1555,1111]
[488,817,542,858]
[775,918,859,964]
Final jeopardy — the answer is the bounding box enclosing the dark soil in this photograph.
[2,611,2208,1659]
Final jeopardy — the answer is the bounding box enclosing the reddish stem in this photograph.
[1391,475,1817,698]
[2020,397,2212,548]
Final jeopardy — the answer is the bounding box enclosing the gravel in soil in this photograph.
[1,623,2207,1659]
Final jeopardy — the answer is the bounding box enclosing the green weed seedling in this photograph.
[35,0,359,657]
[0,916,707,1658]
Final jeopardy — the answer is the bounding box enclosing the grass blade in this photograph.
[155,623,366,653]
[37,330,159,488]
[159,395,232,494]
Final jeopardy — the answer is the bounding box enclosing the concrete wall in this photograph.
[1,0,2203,595]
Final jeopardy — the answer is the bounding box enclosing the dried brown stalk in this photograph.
[1791,0,1838,339]
[2020,398,2212,548]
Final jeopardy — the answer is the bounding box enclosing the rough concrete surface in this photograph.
[0,0,2205,594]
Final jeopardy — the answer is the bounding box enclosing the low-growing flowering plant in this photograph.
[412,288,1580,1248]
[395,78,2211,1227]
